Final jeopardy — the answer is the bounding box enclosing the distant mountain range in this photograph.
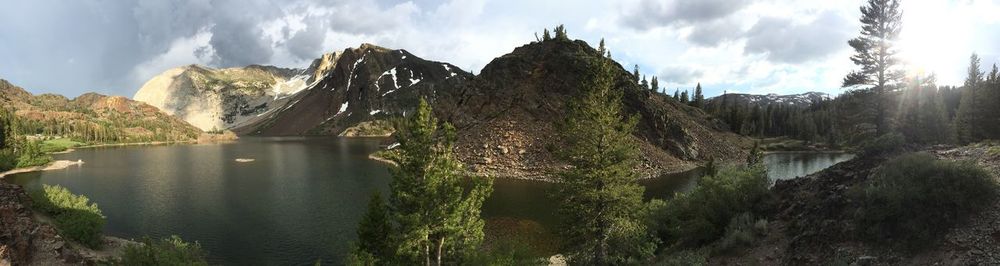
[132,39,751,178]
[708,92,829,107]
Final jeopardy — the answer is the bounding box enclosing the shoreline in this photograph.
[763,150,852,154]
[367,153,700,182]
[0,160,84,179]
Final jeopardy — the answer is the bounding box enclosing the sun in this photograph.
[896,1,974,80]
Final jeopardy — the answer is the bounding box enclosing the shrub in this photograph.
[655,250,707,266]
[0,149,17,171]
[114,235,208,265]
[859,133,905,156]
[852,153,999,249]
[713,213,763,254]
[30,185,105,248]
[16,141,52,168]
[652,165,770,247]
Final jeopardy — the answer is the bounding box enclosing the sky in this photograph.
[2,0,1000,99]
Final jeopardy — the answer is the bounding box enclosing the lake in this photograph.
[4,138,852,265]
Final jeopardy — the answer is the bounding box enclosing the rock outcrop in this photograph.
[133,64,326,131]
[0,182,83,265]
[439,39,749,178]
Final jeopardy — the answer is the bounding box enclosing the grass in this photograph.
[41,138,87,153]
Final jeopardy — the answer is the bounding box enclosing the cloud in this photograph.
[658,66,704,85]
[620,0,752,30]
[685,18,744,47]
[285,17,328,60]
[743,11,852,64]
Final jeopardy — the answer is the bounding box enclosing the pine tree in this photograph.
[543,29,552,41]
[680,90,690,104]
[598,38,606,54]
[692,83,705,108]
[554,53,655,264]
[640,75,649,91]
[673,89,680,101]
[385,99,493,265]
[956,54,984,144]
[349,192,392,265]
[554,24,568,40]
[650,76,659,92]
[632,65,640,84]
[843,0,904,135]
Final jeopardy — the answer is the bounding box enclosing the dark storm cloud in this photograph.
[0,0,407,96]
[286,17,329,61]
[743,11,853,64]
[620,0,752,30]
[685,18,743,47]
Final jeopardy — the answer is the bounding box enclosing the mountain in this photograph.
[133,62,328,131]
[707,92,829,107]
[434,39,750,178]
[0,79,201,143]
[137,40,750,178]
[232,43,471,135]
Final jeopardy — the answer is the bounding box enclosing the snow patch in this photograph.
[338,101,349,114]
[408,69,422,85]
[370,110,382,115]
[442,64,457,77]
[342,54,367,91]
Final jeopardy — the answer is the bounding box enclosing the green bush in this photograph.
[713,212,767,254]
[16,141,52,168]
[652,165,770,247]
[852,153,998,249]
[859,133,905,156]
[0,149,17,171]
[114,235,208,265]
[30,185,105,248]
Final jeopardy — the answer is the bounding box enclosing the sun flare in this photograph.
[897,1,975,79]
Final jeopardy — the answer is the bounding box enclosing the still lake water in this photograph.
[5,138,852,265]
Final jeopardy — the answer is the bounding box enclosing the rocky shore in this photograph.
[0,160,83,179]
[1,182,84,265]
[709,144,1000,265]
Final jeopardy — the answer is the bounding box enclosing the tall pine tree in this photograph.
[379,99,493,265]
[692,83,705,108]
[554,52,655,265]
[842,0,903,135]
[956,54,985,144]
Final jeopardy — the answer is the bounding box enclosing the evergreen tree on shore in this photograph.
[553,52,655,264]
[351,99,493,265]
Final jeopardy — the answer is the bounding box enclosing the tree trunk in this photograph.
[435,238,445,266]
[424,242,431,266]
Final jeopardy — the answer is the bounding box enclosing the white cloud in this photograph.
[4,0,1000,99]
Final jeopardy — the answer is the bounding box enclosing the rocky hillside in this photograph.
[709,145,1000,265]
[0,79,201,143]
[1,182,82,265]
[232,43,472,135]
[435,39,750,179]
[133,62,330,131]
[707,92,829,108]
